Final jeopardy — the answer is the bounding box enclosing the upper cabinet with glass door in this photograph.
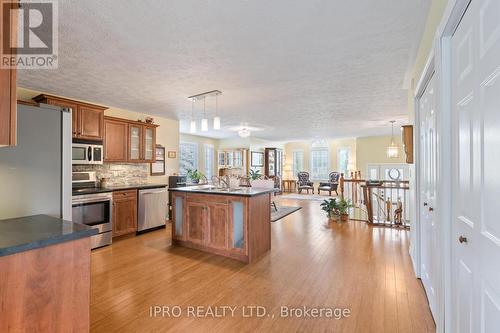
[143,125,155,162]
[128,124,142,161]
[104,116,158,163]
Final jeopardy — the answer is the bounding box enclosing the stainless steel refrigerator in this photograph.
[0,103,72,220]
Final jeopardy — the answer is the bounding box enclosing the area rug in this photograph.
[280,193,337,201]
[271,206,302,222]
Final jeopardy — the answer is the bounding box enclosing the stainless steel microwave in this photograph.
[72,143,103,165]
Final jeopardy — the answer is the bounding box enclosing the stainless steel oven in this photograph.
[72,192,112,249]
[72,143,103,165]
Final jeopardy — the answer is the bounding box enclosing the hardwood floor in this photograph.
[90,198,435,333]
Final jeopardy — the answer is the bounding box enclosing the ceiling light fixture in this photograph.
[188,90,222,131]
[238,128,251,138]
[386,120,399,158]
[190,98,196,133]
[201,97,208,132]
[213,94,221,130]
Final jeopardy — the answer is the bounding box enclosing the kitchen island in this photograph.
[169,185,275,263]
[0,215,96,332]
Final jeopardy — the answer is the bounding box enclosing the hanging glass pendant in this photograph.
[386,120,399,158]
[190,120,196,133]
[201,118,208,131]
[213,116,221,130]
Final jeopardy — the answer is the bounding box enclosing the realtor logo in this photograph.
[1,0,58,69]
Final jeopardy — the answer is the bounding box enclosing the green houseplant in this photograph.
[249,169,262,180]
[187,169,204,184]
[320,198,338,221]
[336,197,354,222]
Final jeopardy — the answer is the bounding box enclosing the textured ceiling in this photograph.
[18,0,430,141]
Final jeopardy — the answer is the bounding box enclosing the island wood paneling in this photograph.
[247,193,271,262]
[0,238,91,333]
[172,192,271,263]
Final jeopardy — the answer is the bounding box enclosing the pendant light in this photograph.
[201,97,208,132]
[190,98,196,133]
[386,120,399,158]
[213,94,221,130]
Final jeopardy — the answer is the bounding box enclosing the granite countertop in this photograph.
[0,215,98,257]
[72,183,168,196]
[169,185,276,197]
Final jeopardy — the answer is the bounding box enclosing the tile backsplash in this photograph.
[73,163,149,186]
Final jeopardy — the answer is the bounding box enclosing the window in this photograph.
[179,142,198,175]
[204,144,215,179]
[310,142,329,180]
[337,148,351,176]
[292,150,304,177]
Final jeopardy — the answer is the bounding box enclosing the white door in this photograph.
[419,74,439,319]
[451,0,500,332]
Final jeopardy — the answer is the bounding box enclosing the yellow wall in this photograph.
[407,0,449,119]
[179,133,219,177]
[17,87,180,183]
[283,136,406,181]
[283,138,357,181]
[355,135,405,176]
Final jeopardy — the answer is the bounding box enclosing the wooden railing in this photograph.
[339,172,368,221]
[361,182,410,228]
[339,172,410,228]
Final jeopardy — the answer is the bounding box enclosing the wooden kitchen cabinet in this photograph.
[104,118,128,162]
[104,116,158,163]
[186,201,206,245]
[143,125,156,162]
[128,123,142,161]
[0,0,18,147]
[78,105,104,140]
[172,193,251,261]
[206,202,230,250]
[112,190,138,237]
[33,94,107,141]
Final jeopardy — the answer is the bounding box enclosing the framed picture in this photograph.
[167,151,177,159]
[251,151,264,167]
[151,145,166,176]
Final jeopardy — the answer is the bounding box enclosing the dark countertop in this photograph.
[169,185,276,197]
[72,183,168,196]
[0,215,98,257]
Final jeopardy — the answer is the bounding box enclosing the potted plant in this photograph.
[336,197,354,222]
[320,198,338,222]
[187,169,204,184]
[249,169,262,180]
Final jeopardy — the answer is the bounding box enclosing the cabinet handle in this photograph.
[459,235,467,244]
[423,202,428,206]
[429,207,434,212]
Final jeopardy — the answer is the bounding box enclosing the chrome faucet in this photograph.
[211,175,230,189]
[211,175,221,187]
[220,175,230,189]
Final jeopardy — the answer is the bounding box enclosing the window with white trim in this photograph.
[204,144,215,179]
[292,150,304,178]
[337,148,351,176]
[310,140,329,180]
[179,142,198,176]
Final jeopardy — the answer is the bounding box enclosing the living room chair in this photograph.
[318,172,340,196]
[297,171,314,194]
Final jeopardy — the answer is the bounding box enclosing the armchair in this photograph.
[318,172,340,196]
[297,171,314,194]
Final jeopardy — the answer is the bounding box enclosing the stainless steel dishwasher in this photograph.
[138,186,168,233]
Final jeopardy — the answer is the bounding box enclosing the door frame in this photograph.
[412,0,472,332]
